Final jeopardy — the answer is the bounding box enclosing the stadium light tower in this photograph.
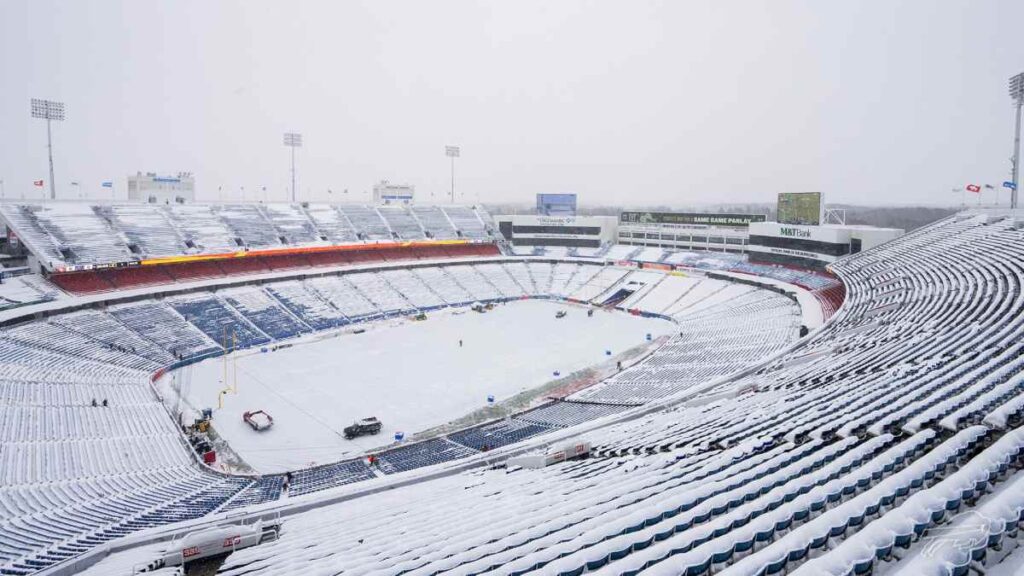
[446,145,460,203]
[283,132,303,202]
[1010,73,1024,209]
[31,98,65,200]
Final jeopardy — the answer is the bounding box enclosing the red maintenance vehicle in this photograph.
[243,410,274,431]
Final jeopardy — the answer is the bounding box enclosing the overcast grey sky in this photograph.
[1,0,1021,207]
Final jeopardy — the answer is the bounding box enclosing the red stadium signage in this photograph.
[643,262,672,271]
[49,238,493,273]
[138,239,475,267]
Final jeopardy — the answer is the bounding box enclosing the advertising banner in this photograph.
[619,212,766,227]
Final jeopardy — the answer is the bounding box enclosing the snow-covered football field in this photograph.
[175,300,674,473]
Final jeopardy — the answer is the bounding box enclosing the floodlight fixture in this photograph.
[446,145,460,203]
[1010,73,1024,208]
[30,98,65,200]
[284,132,303,202]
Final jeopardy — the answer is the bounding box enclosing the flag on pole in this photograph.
[101,181,113,188]
[33,180,43,187]
[966,184,981,193]
[984,184,995,190]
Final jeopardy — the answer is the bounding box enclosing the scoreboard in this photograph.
[777,192,823,226]
[536,194,577,217]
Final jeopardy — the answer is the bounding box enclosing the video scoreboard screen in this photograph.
[536,194,577,216]
[777,192,823,226]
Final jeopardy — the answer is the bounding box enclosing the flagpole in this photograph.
[1014,101,1022,208]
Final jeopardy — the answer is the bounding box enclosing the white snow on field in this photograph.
[177,300,674,473]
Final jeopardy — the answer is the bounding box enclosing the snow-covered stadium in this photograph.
[2,201,1024,576]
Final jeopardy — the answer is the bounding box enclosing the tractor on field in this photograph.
[344,417,382,439]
